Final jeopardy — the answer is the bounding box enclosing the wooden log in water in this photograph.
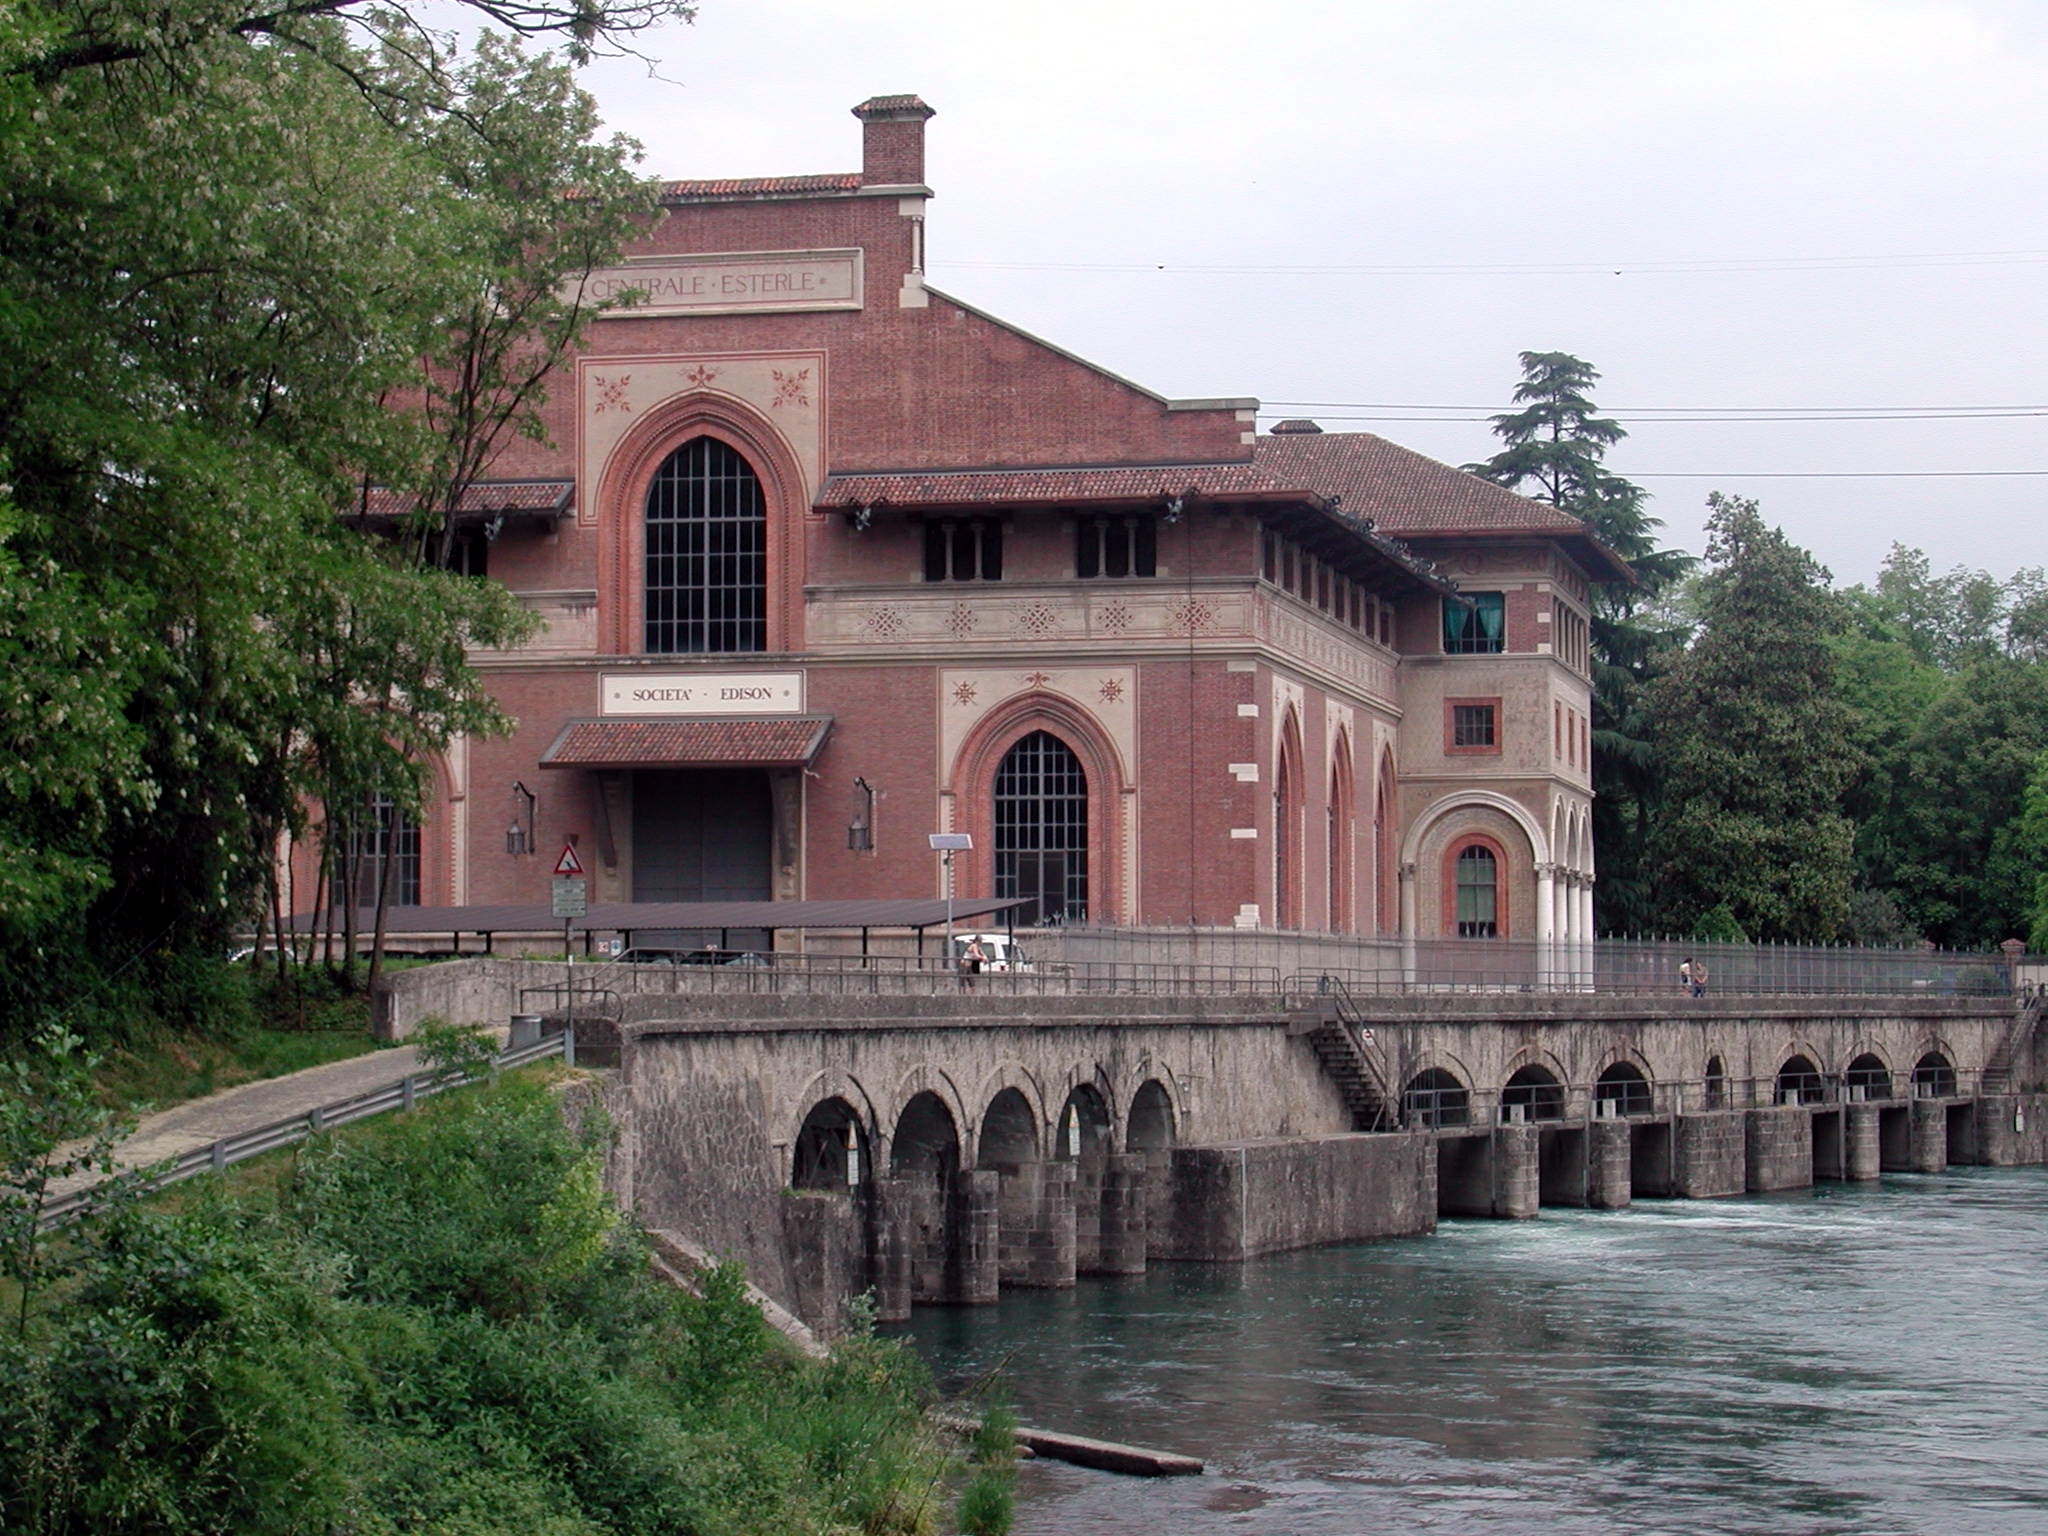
[1013,1424,1204,1477]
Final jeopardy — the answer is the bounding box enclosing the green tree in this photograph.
[2018,749,2048,953]
[1467,351,1694,932]
[0,5,651,1021]
[1645,495,1860,940]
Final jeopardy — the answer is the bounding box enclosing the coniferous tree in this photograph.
[1645,495,1860,941]
[1467,352,1692,932]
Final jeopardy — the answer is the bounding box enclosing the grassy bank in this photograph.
[1,1064,979,1535]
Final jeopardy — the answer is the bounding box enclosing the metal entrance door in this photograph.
[633,770,772,947]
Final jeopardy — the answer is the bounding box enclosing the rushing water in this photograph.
[895,1169,2048,1535]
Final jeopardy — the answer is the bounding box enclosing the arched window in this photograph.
[994,731,1087,923]
[1454,843,1498,938]
[1274,718,1304,929]
[644,436,765,653]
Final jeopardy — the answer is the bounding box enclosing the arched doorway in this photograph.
[994,731,1088,924]
[1703,1054,1728,1111]
[1127,1079,1177,1244]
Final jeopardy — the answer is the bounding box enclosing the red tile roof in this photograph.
[815,434,1631,579]
[853,94,934,118]
[539,717,833,769]
[359,480,573,522]
[658,174,864,204]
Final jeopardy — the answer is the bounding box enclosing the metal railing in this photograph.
[1393,1067,1989,1133]
[565,950,1287,1001]
[31,1031,573,1231]
[540,932,2031,1001]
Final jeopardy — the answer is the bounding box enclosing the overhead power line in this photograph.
[939,248,2048,278]
[1259,402,2048,423]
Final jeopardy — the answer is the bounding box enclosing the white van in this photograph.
[951,932,1030,974]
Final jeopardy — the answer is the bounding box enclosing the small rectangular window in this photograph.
[1452,703,1496,749]
[923,519,1002,581]
[1443,592,1506,654]
[1075,514,1157,579]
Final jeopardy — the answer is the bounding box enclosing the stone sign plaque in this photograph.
[601,671,805,716]
[572,249,863,316]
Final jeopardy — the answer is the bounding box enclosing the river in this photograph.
[895,1168,2048,1534]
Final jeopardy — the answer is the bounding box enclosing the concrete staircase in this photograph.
[1304,977,1400,1132]
[1980,995,2045,1095]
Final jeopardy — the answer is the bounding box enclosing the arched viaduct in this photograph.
[601,987,2045,1335]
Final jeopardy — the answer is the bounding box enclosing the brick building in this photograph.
[348,95,1624,947]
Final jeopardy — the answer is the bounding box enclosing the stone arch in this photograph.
[1403,790,1547,941]
[1501,1058,1568,1122]
[948,691,1131,925]
[977,1086,1042,1168]
[786,1068,881,1169]
[1402,1065,1471,1128]
[1777,1051,1826,1105]
[1844,1050,1894,1100]
[593,390,809,654]
[1054,1082,1115,1162]
[1703,1051,1729,1110]
[1912,1049,1958,1098]
[790,1096,872,1191]
[890,1089,962,1179]
[1126,1076,1179,1152]
[887,1065,971,1166]
[966,1062,1051,1163]
[1595,1059,1654,1117]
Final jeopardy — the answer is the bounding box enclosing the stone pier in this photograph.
[1588,1118,1632,1209]
[1745,1105,1814,1191]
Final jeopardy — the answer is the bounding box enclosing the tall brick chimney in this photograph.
[852,95,936,188]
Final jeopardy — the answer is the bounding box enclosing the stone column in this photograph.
[1588,1118,1632,1209]
[1097,1153,1148,1274]
[1022,1160,1078,1288]
[1535,862,1557,988]
[1844,1104,1882,1182]
[1399,860,1419,982]
[1745,1105,1814,1191]
[1070,1154,1106,1272]
[868,1177,915,1322]
[1909,1099,1948,1174]
[949,1168,1002,1304]
[1673,1112,1747,1198]
[1492,1124,1540,1218]
[1575,879,1596,988]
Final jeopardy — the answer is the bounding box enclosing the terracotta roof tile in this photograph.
[539,717,833,769]
[360,480,572,521]
[658,174,864,203]
[1250,434,1590,537]
[853,94,934,118]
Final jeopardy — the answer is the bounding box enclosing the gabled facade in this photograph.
[349,96,1625,944]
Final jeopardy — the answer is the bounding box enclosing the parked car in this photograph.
[950,932,1030,974]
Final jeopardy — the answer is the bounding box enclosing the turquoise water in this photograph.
[896,1169,2048,1534]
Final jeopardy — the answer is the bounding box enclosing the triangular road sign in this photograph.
[553,843,584,877]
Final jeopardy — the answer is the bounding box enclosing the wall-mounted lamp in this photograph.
[848,776,876,851]
[1163,495,1185,525]
[852,502,874,533]
[506,780,537,857]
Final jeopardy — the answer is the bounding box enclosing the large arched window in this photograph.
[1453,842,1499,938]
[994,730,1087,923]
[644,436,766,653]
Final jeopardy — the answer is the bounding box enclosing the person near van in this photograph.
[961,935,987,991]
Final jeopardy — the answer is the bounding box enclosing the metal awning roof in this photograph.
[539,716,833,769]
[285,897,1033,934]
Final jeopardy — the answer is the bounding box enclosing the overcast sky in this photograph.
[554,0,2048,587]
